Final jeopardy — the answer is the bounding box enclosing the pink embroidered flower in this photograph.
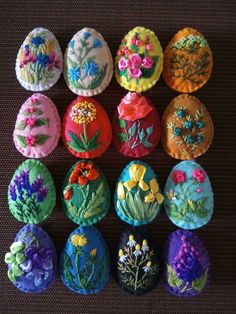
[131,36,136,45]
[172,170,186,184]
[197,188,203,193]
[26,135,36,147]
[192,169,206,183]
[25,118,37,128]
[128,67,142,78]
[146,44,153,51]
[31,97,38,104]
[118,57,129,71]
[142,56,154,69]
[117,50,123,57]
[129,54,142,68]
[136,39,143,47]
[27,107,37,114]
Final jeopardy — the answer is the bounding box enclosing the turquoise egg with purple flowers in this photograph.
[4,224,57,293]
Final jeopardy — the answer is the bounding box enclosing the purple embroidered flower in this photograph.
[9,184,17,201]
[37,186,48,202]
[31,175,43,193]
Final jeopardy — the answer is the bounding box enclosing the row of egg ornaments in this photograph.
[16,26,213,94]
[5,224,210,296]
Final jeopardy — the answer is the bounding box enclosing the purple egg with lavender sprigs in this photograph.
[4,224,57,293]
[163,229,210,297]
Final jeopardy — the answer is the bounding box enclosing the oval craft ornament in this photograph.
[16,27,63,91]
[64,27,113,96]
[163,27,213,93]
[13,93,61,158]
[4,224,57,293]
[161,94,214,160]
[115,26,163,92]
[8,159,56,224]
[60,226,110,294]
[114,161,164,226]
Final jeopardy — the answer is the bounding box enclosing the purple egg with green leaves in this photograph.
[163,229,210,297]
[4,224,57,293]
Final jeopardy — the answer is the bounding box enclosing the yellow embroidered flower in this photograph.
[43,39,55,54]
[119,249,127,262]
[123,164,149,192]
[188,199,194,208]
[71,234,88,247]
[127,234,136,247]
[144,179,164,204]
[143,261,152,272]
[142,239,149,253]
[90,248,97,256]
[70,101,96,125]
[117,182,125,200]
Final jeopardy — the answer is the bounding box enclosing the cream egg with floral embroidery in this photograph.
[115,26,163,92]
[16,28,63,91]
[13,94,61,158]
[64,28,113,96]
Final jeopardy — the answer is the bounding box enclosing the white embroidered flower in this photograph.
[166,189,177,200]
[141,239,149,253]
[143,261,152,272]
[127,234,136,248]
[133,244,142,257]
[118,249,127,263]
[122,92,137,104]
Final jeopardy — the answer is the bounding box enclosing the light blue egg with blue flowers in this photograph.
[164,160,213,229]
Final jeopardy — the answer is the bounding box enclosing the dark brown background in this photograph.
[0,1,236,313]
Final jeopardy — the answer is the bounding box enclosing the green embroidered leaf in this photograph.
[128,123,136,137]
[146,126,153,136]
[33,109,43,116]
[17,121,26,130]
[86,64,108,90]
[22,110,30,116]
[139,129,146,142]
[16,135,27,148]
[143,140,153,148]
[87,130,101,151]
[35,134,50,145]
[141,56,159,78]
[117,132,128,143]
[118,119,126,128]
[35,118,49,127]
[167,122,174,129]
[167,264,183,288]
[68,130,101,152]
[67,56,78,68]
[192,269,208,291]
[68,131,86,152]
[83,182,105,218]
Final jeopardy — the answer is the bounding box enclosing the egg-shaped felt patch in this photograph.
[163,229,210,297]
[62,160,110,225]
[115,26,163,92]
[60,225,110,294]
[64,28,113,96]
[62,96,112,158]
[164,161,213,229]
[161,94,214,160]
[16,28,63,91]
[13,93,61,158]
[112,92,161,158]
[117,227,160,295]
[4,224,57,293]
[163,27,213,93]
[8,159,56,224]
[115,161,164,226]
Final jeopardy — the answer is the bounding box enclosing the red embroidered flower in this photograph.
[26,135,36,147]
[27,107,37,114]
[192,169,206,183]
[69,162,100,185]
[25,118,36,128]
[172,170,186,184]
[64,188,73,200]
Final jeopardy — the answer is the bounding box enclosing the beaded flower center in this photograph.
[70,101,96,125]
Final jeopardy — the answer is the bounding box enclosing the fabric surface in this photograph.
[0,0,236,313]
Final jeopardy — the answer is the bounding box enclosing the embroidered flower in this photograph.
[26,135,36,147]
[83,32,91,40]
[127,234,136,248]
[174,127,182,136]
[69,39,75,49]
[143,261,152,272]
[118,57,130,71]
[117,182,125,200]
[90,248,97,257]
[144,179,164,204]
[172,170,186,184]
[176,109,185,118]
[146,44,153,51]
[25,118,37,128]
[30,36,45,46]
[123,164,149,192]
[142,56,154,69]
[83,60,99,76]
[130,53,142,68]
[133,244,142,257]
[27,107,38,114]
[69,161,100,185]
[63,187,73,200]
[186,135,195,144]
[37,53,49,67]
[195,121,205,129]
[166,189,178,200]
[128,67,142,78]
[197,135,204,143]
[37,186,48,202]
[9,184,17,201]
[183,121,192,129]
[70,101,96,125]
[192,169,206,183]
[197,187,203,193]
[71,234,88,247]
[68,67,81,82]
[93,38,102,48]
[141,239,149,253]
[119,249,127,262]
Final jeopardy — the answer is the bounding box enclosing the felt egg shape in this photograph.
[62,160,110,225]
[60,225,110,294]
[163,27,213,93]
[16,27,63,91]
[4,224,57,293]
[164,161,213,229]
[8,159,56,224]
[161,94,214,160]
[13,93,61,158]
[163,229,210,297]
[115,161,164,226]
[115,26,163,92]
[117,227,160,295]
[112,92,161,158]
[64,28,113,96]
[62,96,112,158]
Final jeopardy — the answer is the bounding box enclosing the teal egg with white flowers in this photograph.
[164,160,213,229]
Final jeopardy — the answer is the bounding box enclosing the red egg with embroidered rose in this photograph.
[62,96,112,158]
[112,92,161,158]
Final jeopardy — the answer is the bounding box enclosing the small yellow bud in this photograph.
[129,234,134,241]
[135,244,140,251]
[142,239,148,246]
[119,249,124,257]
[90,248,97,257]
[146,261,152,267]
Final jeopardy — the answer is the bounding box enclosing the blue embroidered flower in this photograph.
[176,109,185,118]
[68,67,81,82]
[186,135,195,144]
[195,121,205,129]
[30,36,45,46]
[69,40,75,49]
[37,54,49,67]
[83,60,99,76]
[197,135,204,143]
[24,44,30,51]
[93,38,102,48]
[183,121,192,129]
[83,32,91,40]
[37,186,48,202]
[174,127,182,136]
